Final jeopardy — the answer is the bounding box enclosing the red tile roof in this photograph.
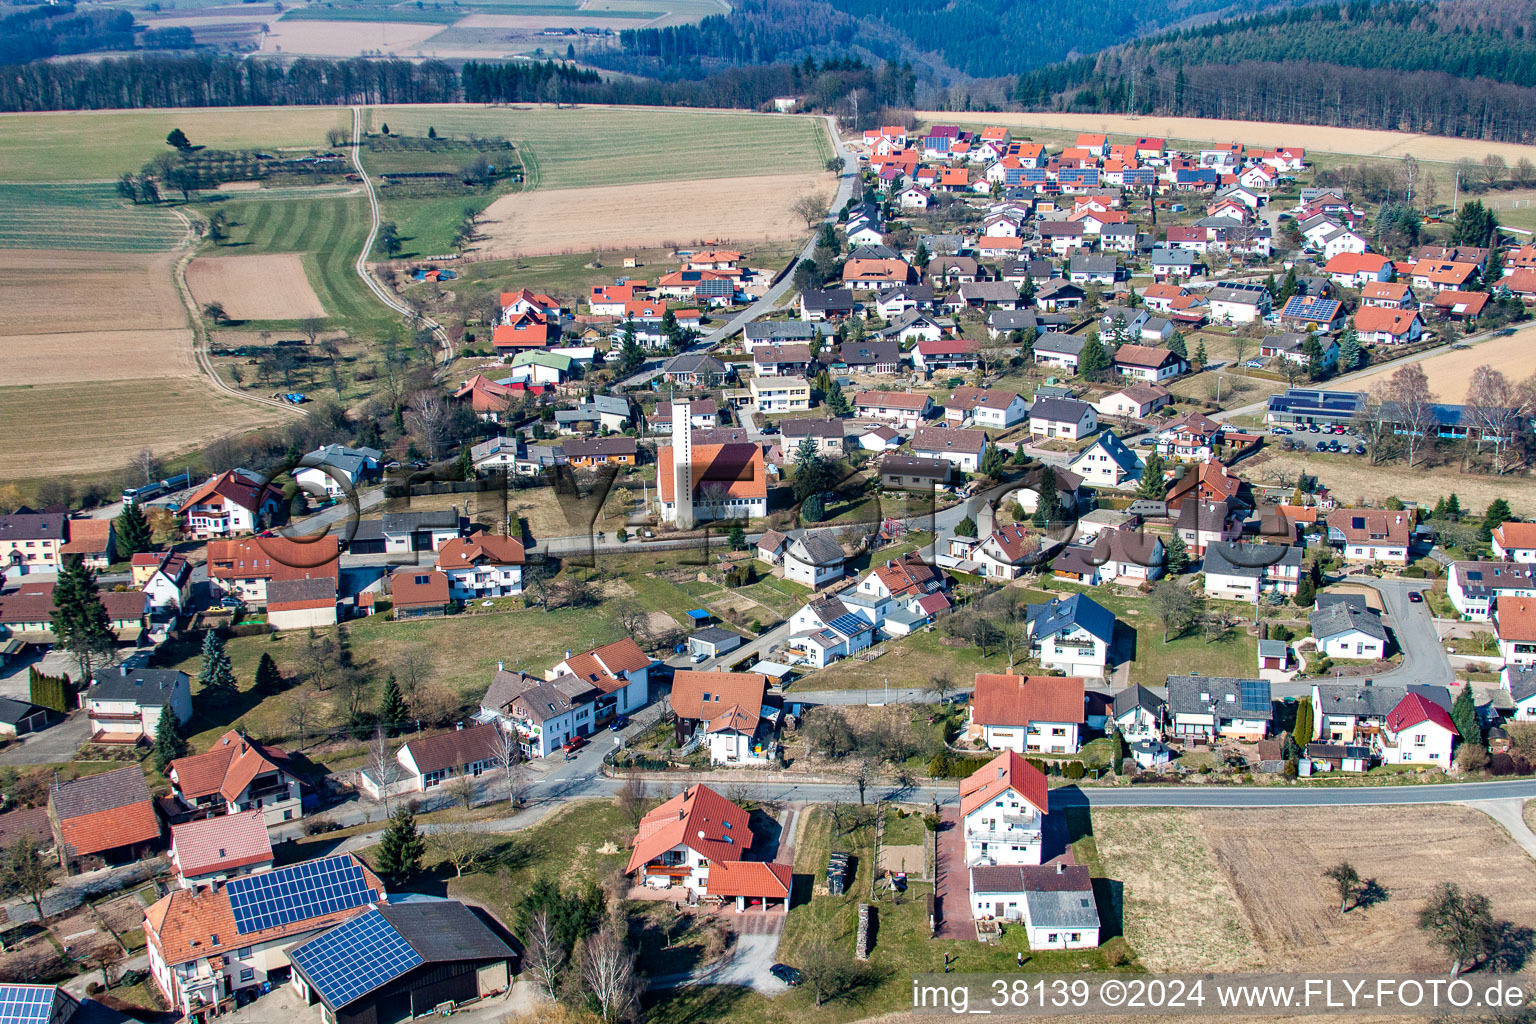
[1323,253,1391,275]
[669,671,767,722]
[180,470,278,518]
[434,534,525,569]
[1353,307,1420,336]
[971,673,1086,727]
[1326,508,1412,545]
[390,568,451,609]
[657,443,767,503]
[627,784,753,873]
[1386,692,1457,735]
[207,536,340,583]
[704,861,791,899]
[1495,522,1536,551]
[59,518,111,556]
[959,751,1048,818]
[172,809,273,878]
[169,730,294,803]
[52,766,160,857]
[1497,595,1536,643]
[401,723,502,776]
[557,638,651,694]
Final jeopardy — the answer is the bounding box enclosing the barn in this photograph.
[288,901,513,1024]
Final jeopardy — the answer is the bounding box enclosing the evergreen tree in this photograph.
[1295,575,1316,608]
[912,240,930,270]
[1481,246,1504,288]
[955,516,978,538]
[1337,329,1362,372]
[115,503,152,560]
[1450,200,1498,247]
[254,652,283,696]
[197,629,238,703]
[1278,266,1298,303]
[1018,325,1037,357]
[1031,473,1061,528]
[1076,335,1110,379]
[727,525,747,550]
[1293,696,1314,746]
[1167,332,1188,358]
[1446,493,1462,520]
[1163,533,1190,574]
[50,556,116,679]
[379,676,407,735]
[1135,449,1166,499]
[618,319,643,373]
[153,707,189,773]
[1302,335,1325,378]
[1194,338,1208,368]
[1109,726,1124,775]
[1483,498,1513,534]
[374,807,426,883]
[1450,684,1479,743]
[826,380,850,415]
[980,444,1008,478]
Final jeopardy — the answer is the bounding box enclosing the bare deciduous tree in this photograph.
[407,390,451,460]
[522,909,566,1002]
[791,191,830,230]
[1464,365,1535,475]
[368,726,400,814]
[431,817,487,877]
[617,772,649,827]
[491,723,526,809]
[581,925,643,1023]
[1388,363,1439,468]
[285,684,319,751]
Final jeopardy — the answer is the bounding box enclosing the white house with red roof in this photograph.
[975,523,1041,581]
[180,469,282,537]
[1493,522,1536,563]
[626,784,791,910]
[548,637,653,715]
[167,730,303,826]
[1324,252,1393,288]
[169,809,273,888]
[960,751,1049,867]
[1353,307,1422,346]
[1378,692,1457,766]
[967,673,1086,754]
[434,534,525,600]
[500,288,561,320]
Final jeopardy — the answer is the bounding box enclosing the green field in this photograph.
[0,107,348,183]
[366,105,830,189]
[0,183,187,251]
[206,192,387,327]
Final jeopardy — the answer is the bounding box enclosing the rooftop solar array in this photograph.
[827,613,868,637]
[226,855,376,935]
[289,909,422,1010]
[0,986,56,1024]
[1238,679,1270,713]
[1281,295,1341,319]
[1266,388,1366,420]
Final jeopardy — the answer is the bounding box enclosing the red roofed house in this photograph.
[856,551,949,604]
[205,536,339,622]
[1353,306,1422,346]
[1361,281,1415,309]
[1323,252,1393,288]
[1493,522,1536,563]
[49,765,162,871]
[1327,507,1412,564]
[668,670,773,765]
[169,809,273,888]
[1430,289,1490,323]
[180,469,282,538]
[491,317,553,352]
[1113,343,1188,383]
[975,523,1041,581]
[1378,692,1457,766]
[626,784,791,910]
[59,518,114,570]
[452,375,523,424]
[548,637,654,717]
[961,751,1048,866]
[390,568,452,620]
[1495,595,1536,672]
[967,673,1086,754]
[500,288,561,319]
[434,534,525,600]
[167,730,303,827]
[1410,260,1479,293]
[656,442,768,524]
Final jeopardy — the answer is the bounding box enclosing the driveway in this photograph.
[1344,575,1452,687]
[0,712,88,765]
[933,807,971,940]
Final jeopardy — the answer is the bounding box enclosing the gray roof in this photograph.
[1201,541,1301,580]
[87,667,187,706]
[662,352,728,375]
[1312,681,1406,719]
[1032,333,1086,358]
[780,419,844,439]
[1315,592,1368,613]
[788,530,846,567]
[383,510,460,534]
[957,281,1019,303]
[1026,888,1101,930]
[0,513,66,543]
[1069,253,1117,275]
[837,340,900,367]
[482,668,541,712]
[1309,601,1388,643]
[1509,666,1536,704]
[377,901,513,965]
[876,283,935,304]
[1026,593,1114,644]
[1077,431,1140,475]
[919,234,965,254]
[989,309,1039,331]
[1257,638,1288,658]
[848,243,901,261]
[800,288,854,311]
[581,395,630,417]
[690,626,742,645]
[970,863,1092,896]
[0,697,44,725]
[1030,396,1092,424]
[1166,675,1272,719]
[267,576,339,605]
[1112,684,1164,719]
[1151,248,1196,267]
[745,321,818,342]
[52,765,152,821]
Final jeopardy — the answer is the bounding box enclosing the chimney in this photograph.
[121,666,129,676]
[1056,862,1065,874]
[455,721,463,731]
[498,661,505,672]
[679,810,685,820]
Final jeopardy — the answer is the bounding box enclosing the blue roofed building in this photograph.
[1025,594,1116,677]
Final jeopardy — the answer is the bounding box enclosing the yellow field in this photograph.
[478,172,829,256]
[0,378,283,478]
[919,111,1536,165]
[186,253,328,320]
[1350,323,1536,399]
[259,20,445,57]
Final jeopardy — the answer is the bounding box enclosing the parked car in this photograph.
[1409,591,1424,603]
[769,964,803,986]
[690,651,709,664]
[1307,424,1320,432]
[1327,440,1341,452]
[1270,426,1292,435]
[608,715,629,732]
[1354,444,1367,455]
[1315,441,1327,451]
[1243,359,1266,369]
[562,736,587,754]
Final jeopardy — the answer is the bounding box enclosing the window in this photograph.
[238,947,252,959]
[241,969,254,983]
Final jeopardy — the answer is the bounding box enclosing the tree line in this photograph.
[0,4,135,68]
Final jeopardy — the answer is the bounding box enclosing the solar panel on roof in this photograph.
[0,986,54,1024]
[1238,680,1268,713]
[289,909,422,1010]
[827,614,867,637]
[225,855,376,935]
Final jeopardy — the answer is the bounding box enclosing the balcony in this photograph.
[642,862,692,878]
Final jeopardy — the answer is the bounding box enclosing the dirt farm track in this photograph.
[920,111,1536,165]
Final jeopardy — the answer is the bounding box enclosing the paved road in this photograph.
[616,116,858,388]
[1347,575,1453,687]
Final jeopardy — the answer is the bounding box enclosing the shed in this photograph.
[688,627,743,660]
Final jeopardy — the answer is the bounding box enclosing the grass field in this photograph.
[0,183,188,251]
[365,105,831,189]
[0,107,348,183]
[0,378,283,478]
[206,193,388,328]
[1095,804,1536,973]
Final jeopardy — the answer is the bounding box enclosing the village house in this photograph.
[1311,600,1389,660]
[1113,344,1188,384]
[879,454,952,490]
[1493,522,1536,563]
[1309,678,1446,744]
[1068,431,1143,489]
[548,638,653,717]
[1206,284,1272,323]
[81,666,190,744]
[786,594,875,668]
[180,469,283,538]
[1157,411,1225,462]
[1026,594,1114,677]
[1378,692,1457,766]
[1496,596,1536,672]
[1353,307,1423,346]
[1446,560,1536,620]
[747,377,812,412]
[779,418,845,457]
[960,751,1047,868]
[969,863,1101,948]
[1166,675,1271,742]
[1094,383,1171,419]
[1362,281,1416,308]
[0,580,145,646]
[51,766,161,870]
[478,667,598,758]
[376,724,502,796]
[910,425,988,473]
[974,523,1041,580]
[1430,289,1490,322]
[798,288,855,321]
[647,399,719,435]
[59,518,113,570]
[0,512,69,574]
[169,809,273,889]
[782,530,847,589]
[626,785,791,910]
[294,444,380,499]
[660,353,731,388]
[1323,252,1393,288]
[1029,397,1097,441]
[743,320,819,351]
[855,391,932,429]
[967,673,1086,755]
[1111,685,1165,741]
[142,551,193,613]
[1279,294,1346,331]
[1261,332,1338,371]
[944,388,1029,430]
[752,343,815,377]
[205,536,340,611]
[1201,542,1302,601]
[167,730,303,827]
[390,568,453,619]
[839,338,904,375]
[1327,508,1412,564]
[668,671,775,765]
[1032,333,1087,372]
[911,338,979,372]
[434,534,525,601]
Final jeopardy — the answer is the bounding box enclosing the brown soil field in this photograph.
[186,253,327,320]
[1245,450,1536,515]
[0,378,284,478]
[1351,324,1536,399]
[259,20,444,57]
[451,12,656,30]
[0,250,184,336]
[1095,805,1536,973]
[919,111,1536,166]
[478,172,830,257]
[3,328,196,384]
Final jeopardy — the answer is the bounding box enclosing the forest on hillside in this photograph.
[1008,1,1536,143]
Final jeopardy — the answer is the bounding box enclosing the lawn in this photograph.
[0,183,187,251]
[0,107,348,183]
[204,192,388,329]
[161,602,630,750]
[364,105,831,190]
